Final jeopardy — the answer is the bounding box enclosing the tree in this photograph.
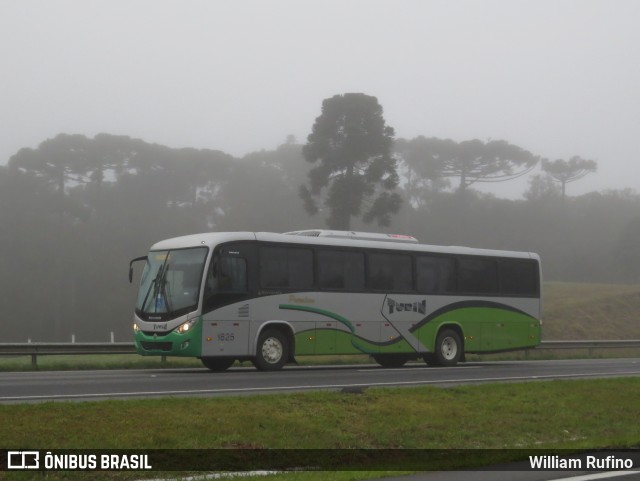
[394,137,451,208]
[541,156,598,201]
[215,142,310,232]
[395,136,539,194]
[300,93,402,230]
[8,134,95,222]
[524,173,562,202]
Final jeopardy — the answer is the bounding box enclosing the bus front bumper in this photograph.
[133,327,202,358]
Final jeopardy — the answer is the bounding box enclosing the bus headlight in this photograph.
[177,318,198,334]
[133,323,139,332]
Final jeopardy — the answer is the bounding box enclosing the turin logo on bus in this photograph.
[387,298,426,315]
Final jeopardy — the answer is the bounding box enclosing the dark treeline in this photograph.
[1,131,639,342]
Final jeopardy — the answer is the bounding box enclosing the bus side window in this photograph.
[218,257,248,292]
[203,256,248,311]
[416,255,456,294]
[368,252,413,292]
[499,260,539,296]
[318,250,365,290]
[259,246,313,289]
[458,257,498,295]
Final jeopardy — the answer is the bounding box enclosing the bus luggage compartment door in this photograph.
[202,320,250,357]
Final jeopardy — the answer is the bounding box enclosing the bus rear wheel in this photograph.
[434,328,462,367]
[253,328,289,371]
[201,357,235,372]
[423,353,436,366]
[372,354,410,368]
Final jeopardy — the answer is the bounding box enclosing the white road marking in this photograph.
[140,470,280,481]
[363,365,482,372]
[548,471,640,480]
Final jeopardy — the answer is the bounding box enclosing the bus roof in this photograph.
[284,229,419,243]
[149,231,539,261]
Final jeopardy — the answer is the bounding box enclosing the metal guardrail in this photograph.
[538,340,640,350]
[0,340,639,366]
[0,342,136,366]
[0,342,136,355]
[530,340,640,358]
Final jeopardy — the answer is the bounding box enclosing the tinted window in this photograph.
[368,253,413,292]
[217,257,247,292]
[259,246,313,289]
[499,260,539,296]
[458,257,498,294]
[416,255,456,293]
[318,250,365,290]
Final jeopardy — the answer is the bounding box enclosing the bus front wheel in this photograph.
[253,328,289,371]
[201,357,235,372]
[434,328,462,367]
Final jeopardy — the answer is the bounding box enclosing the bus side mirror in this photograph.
[129,256,148,283]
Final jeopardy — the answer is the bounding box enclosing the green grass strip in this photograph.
[3,378,639,450]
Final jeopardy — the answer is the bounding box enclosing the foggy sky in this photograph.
[1,0,639,197]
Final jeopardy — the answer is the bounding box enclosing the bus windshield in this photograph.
[135,247,208,320]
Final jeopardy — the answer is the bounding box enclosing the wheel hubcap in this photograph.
[262,337,283,364]
[441,336,458,360]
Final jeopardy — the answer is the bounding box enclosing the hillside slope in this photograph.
[542,283,640,340]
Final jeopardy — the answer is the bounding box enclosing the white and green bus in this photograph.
[129,230,541,371]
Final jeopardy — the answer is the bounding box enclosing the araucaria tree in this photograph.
[395,136,539,194]
[300,93,402,230]
[541,156,598,201]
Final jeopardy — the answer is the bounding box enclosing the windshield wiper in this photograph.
[158,262,174,315]
[141,257,170,314]
[140,277,157,313]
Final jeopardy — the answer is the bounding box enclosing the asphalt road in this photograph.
[1,357,639,403]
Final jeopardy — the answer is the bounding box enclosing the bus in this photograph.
[129,230,541,371]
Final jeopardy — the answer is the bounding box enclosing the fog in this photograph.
[2,0,640,342]
[2,0,640,197]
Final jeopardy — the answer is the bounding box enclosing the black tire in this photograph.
[201,357,235,372]
[423,353,437,366]
[253,328,289,371]
[433,328,463,367]
[372,354,410,368]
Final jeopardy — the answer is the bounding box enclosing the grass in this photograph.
[5,378,635,450]
[541,282,640,340]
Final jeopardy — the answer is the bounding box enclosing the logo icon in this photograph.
[387,298,426,315]
[7,451,40,470]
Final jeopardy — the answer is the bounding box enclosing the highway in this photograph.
[1,358,639,403]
